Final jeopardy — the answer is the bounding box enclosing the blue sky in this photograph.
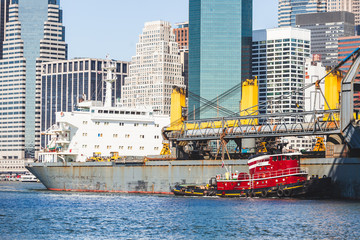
[61,0,278,61]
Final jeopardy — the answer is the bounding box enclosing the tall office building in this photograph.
[338,36,360,110]
[173,22,189,50]
[189,0,252,119]
[278,0,326,27]
[327,0,360,25]
[0,0,67,160]
[252,27,311,123]
[121,21,185,116]
[0,0,10,58]
[173,22,189,96]
[296,11,355,67]
[40,58,129,147]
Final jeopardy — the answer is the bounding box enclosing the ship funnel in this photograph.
[104,55,116,108]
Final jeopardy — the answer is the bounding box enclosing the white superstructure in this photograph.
[38,58,170,163]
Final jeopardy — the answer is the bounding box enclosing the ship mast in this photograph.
[104,55,116,108]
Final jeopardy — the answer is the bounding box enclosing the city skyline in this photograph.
[61,0,278,61]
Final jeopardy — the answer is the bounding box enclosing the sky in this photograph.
[61,0,278,61]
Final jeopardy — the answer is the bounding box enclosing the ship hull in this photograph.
[26,157,360,198]
[26,160,249,194]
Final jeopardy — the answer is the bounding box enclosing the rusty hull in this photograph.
[26,158,360,198]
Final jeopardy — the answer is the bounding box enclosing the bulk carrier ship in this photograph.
[26,50,360,198]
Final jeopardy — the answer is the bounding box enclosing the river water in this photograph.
[1,182,360,239]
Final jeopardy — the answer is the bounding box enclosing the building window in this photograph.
[83,121,88,125]
[113,134,118,138]
[95,145,99,149]
[85,61,89,70]
[140,135,144,139]
[82,133,87,136]
[107,145,112,149]
[98,133,103,137]
[128,146,132,150]
[125,134,130,138]
[140,146,144,150]
[119,146,124,150]
[119,123,124,126]
[154,147,159,151]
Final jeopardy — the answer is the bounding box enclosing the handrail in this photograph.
[218,167,307,181]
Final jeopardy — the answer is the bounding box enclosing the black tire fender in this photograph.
[284,189,292,197]
[261,190,268,198]
[277,189,284,198]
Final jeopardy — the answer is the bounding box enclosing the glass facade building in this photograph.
[252,27,311,123]
[278,0,326,27]
[189,0,252,119]
[0,0,67,160]
[296,11,355,67]
[40,58,129,147]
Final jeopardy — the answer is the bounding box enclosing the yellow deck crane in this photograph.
[161,78,260,158]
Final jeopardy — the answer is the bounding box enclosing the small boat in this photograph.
[172,153,332,198]
[19,173,38,182]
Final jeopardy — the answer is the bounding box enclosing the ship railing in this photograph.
[217,167,307,181]
[217,172,250,181]
[252,167,307,180]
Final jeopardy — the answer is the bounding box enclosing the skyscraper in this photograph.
[173,22,189,51]
[0,0,67,160]
[338,36,360,110]
[252,27,311,122]
[40,58,129,147]
[121,21,185,116]
[296,11,355,67]
[189,0,252,119]
[278,0,326,27]
[173,22,189,96]
[327,0,360,25]
[0,0,10,59]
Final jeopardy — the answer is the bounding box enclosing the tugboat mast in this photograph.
[104,55,116,108]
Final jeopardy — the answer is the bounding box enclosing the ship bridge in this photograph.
[163,48,360,158]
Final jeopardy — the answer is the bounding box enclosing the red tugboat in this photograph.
[172,153,331,198]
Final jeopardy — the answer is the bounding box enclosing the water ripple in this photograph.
[1,182,360,239]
